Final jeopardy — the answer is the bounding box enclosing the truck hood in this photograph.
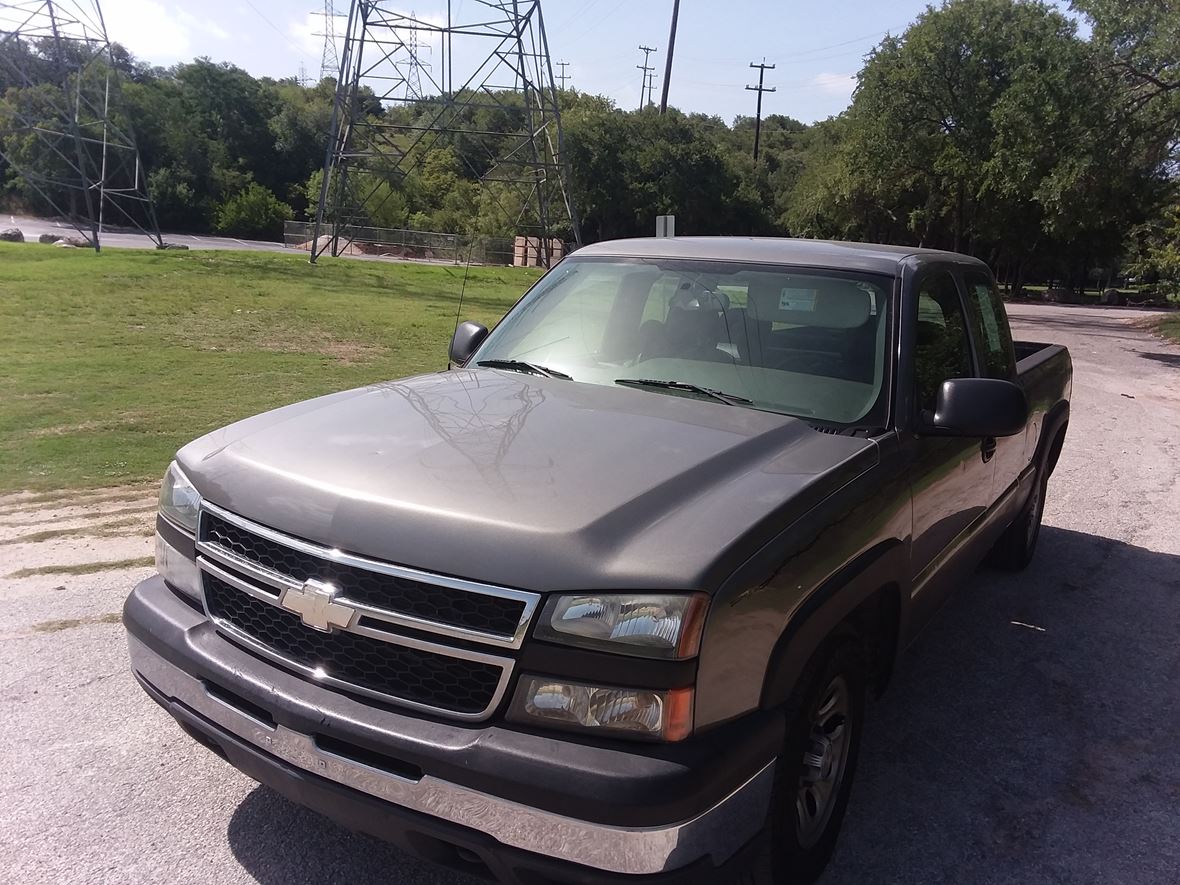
[178,370,877,592]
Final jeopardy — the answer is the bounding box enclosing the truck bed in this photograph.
[1015,340,1072,432]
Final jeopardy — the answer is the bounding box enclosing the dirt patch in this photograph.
[0,486,157,587]
[254,332,385,363]
[176,313,387,365]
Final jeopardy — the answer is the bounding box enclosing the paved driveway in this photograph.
[1,304,1177,884]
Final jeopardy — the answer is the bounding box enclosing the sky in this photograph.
[90,0,1051,124]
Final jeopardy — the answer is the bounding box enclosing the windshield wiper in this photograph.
[477,359,572,380]
[614,378,754,406]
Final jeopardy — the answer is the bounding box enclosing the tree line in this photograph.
[1,0,1177,294]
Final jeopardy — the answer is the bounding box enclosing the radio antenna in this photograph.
[452,240,477,344]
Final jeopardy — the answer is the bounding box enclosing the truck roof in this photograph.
[574,236,985,275]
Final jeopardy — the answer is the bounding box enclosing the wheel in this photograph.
[744,638,867,884]
[988,464,1048,571]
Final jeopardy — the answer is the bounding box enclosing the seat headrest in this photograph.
[747,276,873,328]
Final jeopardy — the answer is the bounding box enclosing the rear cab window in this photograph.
[961,270,1016,379]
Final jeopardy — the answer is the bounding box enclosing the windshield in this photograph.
[473,256,893,425]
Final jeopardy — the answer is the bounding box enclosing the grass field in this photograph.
[0,244,541,492]
[1157,314,1180,346]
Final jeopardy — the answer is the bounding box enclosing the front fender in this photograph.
[759,540,908,710]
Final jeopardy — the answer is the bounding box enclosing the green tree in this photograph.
[213,182,293,240]
[1128,202,1180,297]
[1072,0,1180,113]
[791,0,1171,290]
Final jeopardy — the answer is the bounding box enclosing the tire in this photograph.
[743,638,867,884]
[988,463,1048,571]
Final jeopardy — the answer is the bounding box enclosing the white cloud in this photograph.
[100,0,230,63]
[101,0,192,61]
[177,9,230,42]
[288,12,323,58]
[810,72,856,99]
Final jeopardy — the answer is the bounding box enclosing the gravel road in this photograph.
[1,303,1177,885]
[4,213,294,254]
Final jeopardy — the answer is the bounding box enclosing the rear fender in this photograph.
[1036,401,1070,478]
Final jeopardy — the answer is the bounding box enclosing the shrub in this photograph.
[213,183,294,241]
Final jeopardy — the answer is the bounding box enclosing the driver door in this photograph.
[907,267,995,629]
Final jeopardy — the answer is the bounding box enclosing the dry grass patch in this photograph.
[32,612,122,633]
[7,555,154,578]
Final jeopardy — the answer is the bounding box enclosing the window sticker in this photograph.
[973,285,1002,352]
[779,288,818,311]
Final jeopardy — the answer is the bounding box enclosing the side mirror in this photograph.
[930,378,1028,438]
[449,320,488,366]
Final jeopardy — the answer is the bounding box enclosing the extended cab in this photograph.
[125,238,1071,884]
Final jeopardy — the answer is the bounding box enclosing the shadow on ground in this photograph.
[225,526,1180,885]
[1139,350,1180,369]
[826,526,1180,885]
[228,786,469,885]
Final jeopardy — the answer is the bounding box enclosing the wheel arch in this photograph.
[760,541,908,711]
[1037,401,1069,478]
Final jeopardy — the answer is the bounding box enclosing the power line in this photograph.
[746,59,776,160]
[557,60,570,90]
[241,0,316,63]
[637,44,657,109]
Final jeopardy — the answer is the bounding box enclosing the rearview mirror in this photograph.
[450,321,488,366]
[929,378,1028,438]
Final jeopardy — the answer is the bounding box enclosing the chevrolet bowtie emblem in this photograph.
[279,579,356,632]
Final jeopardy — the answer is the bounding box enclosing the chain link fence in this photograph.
[284,222,529,267]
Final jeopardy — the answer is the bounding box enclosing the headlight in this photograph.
[156,532,202,603]
[508,675,693,742]
[159,461,201,535]
[533,593,709,659]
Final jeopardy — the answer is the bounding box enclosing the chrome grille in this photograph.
[203,512,528,637]
[203,572,504,715]
[194,502,539,720]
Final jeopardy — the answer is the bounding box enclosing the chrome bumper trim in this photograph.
[128,635,774,875]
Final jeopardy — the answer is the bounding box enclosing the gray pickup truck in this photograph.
[125,237,1071,884]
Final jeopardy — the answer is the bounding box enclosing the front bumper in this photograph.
[124,576,779,881]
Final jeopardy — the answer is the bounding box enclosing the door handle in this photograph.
[981,437,997,463]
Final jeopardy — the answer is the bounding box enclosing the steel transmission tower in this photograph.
[0,0,162,250]
[317,0,339,81]
[309,0,581,264]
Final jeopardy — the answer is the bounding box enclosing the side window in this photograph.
[963,271,1016,379]
[914,270,972,415]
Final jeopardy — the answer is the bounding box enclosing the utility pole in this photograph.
[637,45,657,109]
[557,60,570,90]
[658,0,680,114]
[746,59,776,160]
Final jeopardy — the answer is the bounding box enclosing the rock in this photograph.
[39,233,64,244]
[54,241,76,248]
[158,242,189,250]
[62,236,92,248]
[1101,288,1122,306]
[0,227,24,242]
[1045,287,1081,305]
